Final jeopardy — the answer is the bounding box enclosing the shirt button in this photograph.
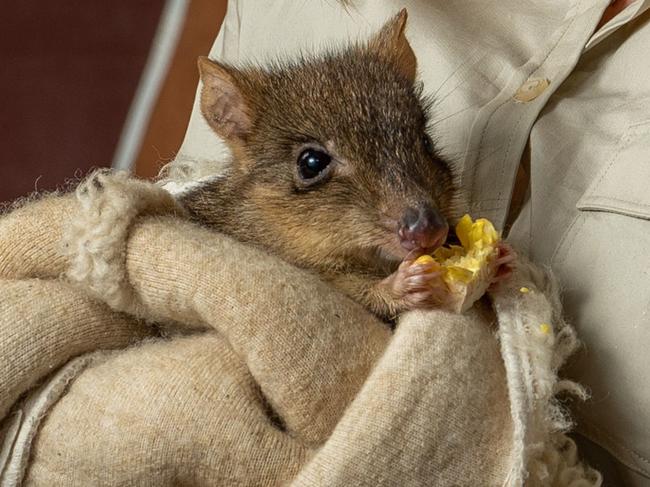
[514,78,550,102]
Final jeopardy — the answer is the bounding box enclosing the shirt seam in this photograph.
[471,0,588,219]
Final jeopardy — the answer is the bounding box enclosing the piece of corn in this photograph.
[413,214,501,313]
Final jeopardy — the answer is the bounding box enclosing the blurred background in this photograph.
[0,0,227,203]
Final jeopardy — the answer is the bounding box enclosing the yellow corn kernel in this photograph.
[455,214,473,249]
[539,323,551,335]
[414,254,435,266]
[445,266,474,284]
[520,287,530,294]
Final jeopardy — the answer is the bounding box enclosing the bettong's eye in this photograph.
[297,148,332,181]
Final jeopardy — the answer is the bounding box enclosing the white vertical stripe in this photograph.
[112,0,190,172]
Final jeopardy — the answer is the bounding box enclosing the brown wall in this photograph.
[0,2,164,203]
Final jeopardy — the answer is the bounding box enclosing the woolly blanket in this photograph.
[0,172,600,486]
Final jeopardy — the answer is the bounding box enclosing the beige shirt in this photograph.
[176,1,650,484]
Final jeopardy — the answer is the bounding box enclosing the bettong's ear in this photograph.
[369,9,417,82]
[198,56,252,140]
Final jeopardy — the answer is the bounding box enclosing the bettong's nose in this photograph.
[398,203,449,251]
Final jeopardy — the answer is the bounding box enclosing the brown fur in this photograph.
[182,10,458,320]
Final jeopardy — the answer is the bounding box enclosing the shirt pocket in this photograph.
[551,120,650,266]
[576,120,650,220]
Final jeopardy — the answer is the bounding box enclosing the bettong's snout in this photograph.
[398,203,449,251]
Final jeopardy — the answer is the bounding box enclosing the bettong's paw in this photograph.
[382,253,460,310]
[489,242,517,290]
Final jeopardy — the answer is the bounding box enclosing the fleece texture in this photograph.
[0,171,600,486]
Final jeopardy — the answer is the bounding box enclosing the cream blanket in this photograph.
[0,172,600,486]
